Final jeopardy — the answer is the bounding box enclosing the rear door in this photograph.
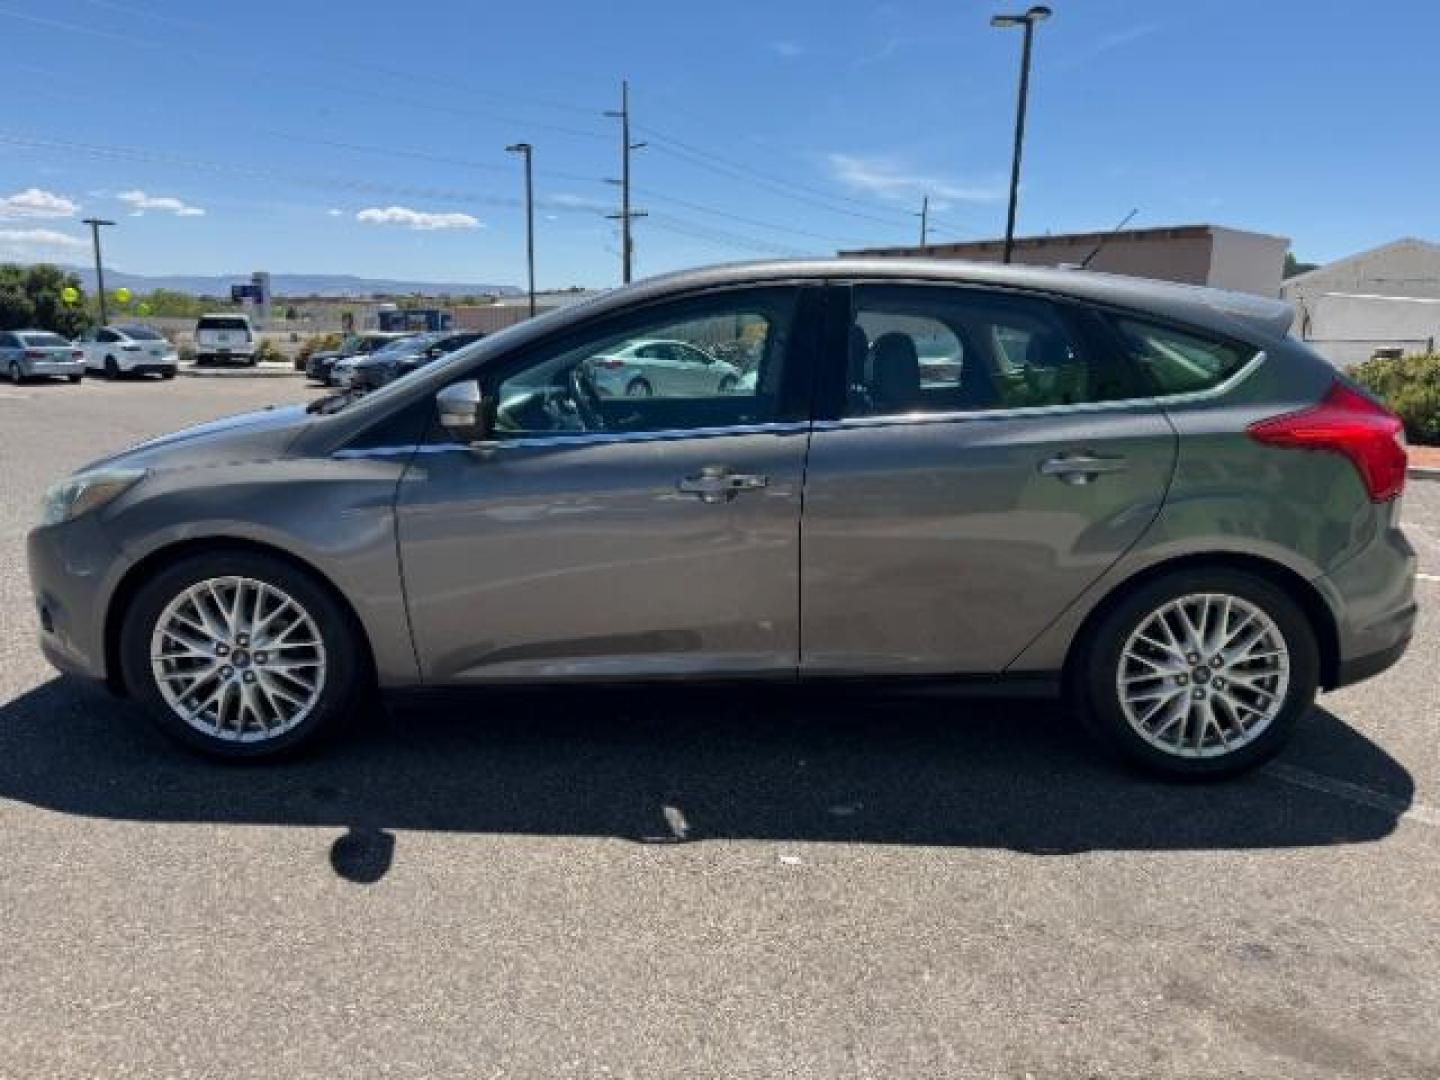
[800,282,1177,675]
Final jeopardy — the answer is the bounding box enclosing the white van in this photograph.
[194,313,256,366]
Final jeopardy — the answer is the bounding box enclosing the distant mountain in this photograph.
[61,266,519,298]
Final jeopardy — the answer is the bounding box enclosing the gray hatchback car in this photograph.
[27,260,1417,776]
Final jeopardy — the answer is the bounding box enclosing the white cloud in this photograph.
[356,206,481,231]
[0,187,80,220]
[117,190,207,217]
[326,208,344,217]
[769,40,804,58]
[826,154,1004,205]
[0,227,87,257]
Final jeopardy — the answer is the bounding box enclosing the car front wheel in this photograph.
[119,551,366,759]
[1077,568,1318,778]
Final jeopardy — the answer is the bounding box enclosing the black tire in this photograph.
[8,361,24,385]
[104,356,120,379]
[119,550,368,760]
[1074,568,1319,779]
[68,374,82,383]
[160,369,176,380]
[717,375,739,394]
[625,378,653,398]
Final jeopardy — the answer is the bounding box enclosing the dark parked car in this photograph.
[346,330,486,393]
[304,331,410,385]
[28,259,1415,774]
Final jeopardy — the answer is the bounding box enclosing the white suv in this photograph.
[194,314,256,366]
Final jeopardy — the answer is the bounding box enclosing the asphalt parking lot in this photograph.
[0,375,1437,1079]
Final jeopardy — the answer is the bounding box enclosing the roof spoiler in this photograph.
[1190,288,1295,339]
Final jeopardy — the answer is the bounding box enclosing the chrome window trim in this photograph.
[333,420,811,460]
[333,350,1263,458]
[818,350,1267,432]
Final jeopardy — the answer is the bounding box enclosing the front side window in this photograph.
[844,285,1134,417]
[489,289,794,439]
[1110,317,1258,396]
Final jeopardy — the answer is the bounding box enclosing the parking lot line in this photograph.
[1264,761,1440,829]
[1417,572,1440,584]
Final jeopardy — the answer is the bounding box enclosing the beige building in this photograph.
[841,224,1290,298]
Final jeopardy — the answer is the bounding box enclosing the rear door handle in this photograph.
[1039,454,1128,485]
[678,467,769,504]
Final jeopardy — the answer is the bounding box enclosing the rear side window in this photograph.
[1111,317,1258,396]
[844,285,1137,417]
[116,324,164,340]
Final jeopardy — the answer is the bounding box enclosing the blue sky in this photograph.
[0,0,1435,289]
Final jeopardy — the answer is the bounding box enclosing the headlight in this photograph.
[40,468,146,526]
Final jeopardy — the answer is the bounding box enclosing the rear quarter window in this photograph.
[1111,317,1258,396]
[20,332,71,347]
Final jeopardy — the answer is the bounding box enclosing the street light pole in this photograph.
[506,142,536,317]
[916,195,930,251]
[991,5,1051,264]
[82,217,115,324]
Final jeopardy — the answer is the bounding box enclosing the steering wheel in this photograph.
[568,363,605,430]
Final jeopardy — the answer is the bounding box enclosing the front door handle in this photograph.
[1039,454,1128,485]
[678,466,769,504]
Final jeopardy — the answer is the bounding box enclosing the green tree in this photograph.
[0,263,87,336]
[1284,251,1318,279]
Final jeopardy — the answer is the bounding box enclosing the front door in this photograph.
[397,286,818,683]
[800,282,1177,675]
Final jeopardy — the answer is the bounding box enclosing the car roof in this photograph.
[599,258,1295,344]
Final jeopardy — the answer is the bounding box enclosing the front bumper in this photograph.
[26,516,126,684]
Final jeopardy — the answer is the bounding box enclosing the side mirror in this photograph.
[436,380,491,439]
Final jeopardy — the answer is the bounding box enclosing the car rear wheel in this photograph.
[119,551,366,759]
[718,375,739,394]
[67,374,82,383]
[1076,568,1318,778]
[104,356,120,379]
[625,378,653,397]
[8,361,24,385]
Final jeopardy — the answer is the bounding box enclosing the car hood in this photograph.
[81,404,312,473]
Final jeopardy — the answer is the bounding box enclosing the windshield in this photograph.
[115,325,165,340]
[366,335,432,361]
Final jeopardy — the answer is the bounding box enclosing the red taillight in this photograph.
[24,349,44,360]
[590,358,625,369]
[1248,382,1407,502]
[71,350,84,360]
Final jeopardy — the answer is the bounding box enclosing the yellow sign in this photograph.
[60,286,80,305]
[114,287,132,304]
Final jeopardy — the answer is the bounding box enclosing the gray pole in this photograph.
[82,217,115,325]
[507,142,536,316]
[605,80,646,285]
[919,195,929,251]
[994,7,1050,264]
[621,80,632,283]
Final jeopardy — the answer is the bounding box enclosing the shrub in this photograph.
[1350,352,1440,446]
[253,338,285,365]
[296,333,342,364]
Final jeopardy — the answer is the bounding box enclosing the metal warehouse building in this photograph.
[1281,239,1440,367]
[840,223,1290,298]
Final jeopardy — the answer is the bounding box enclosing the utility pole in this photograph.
[506,142,536,317]
[605,79,646,284]
[82,217,115,325]
[915,195,930,252]
[991,6,1051,264]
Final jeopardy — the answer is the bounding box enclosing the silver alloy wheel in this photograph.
[1116,592,1290,759]
[149,575,328,742]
